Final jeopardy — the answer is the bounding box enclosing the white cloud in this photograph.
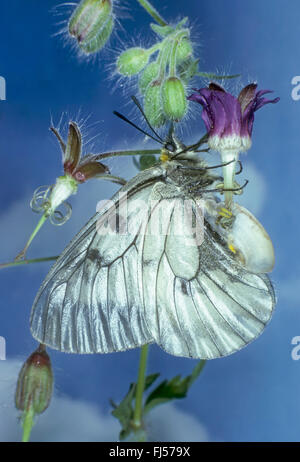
[237,162,267,217]
[145,403,209,442]
[277,277,300,305]
[0,359,209,442]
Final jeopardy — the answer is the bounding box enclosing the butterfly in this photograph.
[30,113,276,359]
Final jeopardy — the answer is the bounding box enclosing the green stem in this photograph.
[95,149,160,161]
[169,30,189,76]
[132,345,149,429]
[157,38,172,81]
[196,72,241,80]
[15,213,48,261]
[22,408,35,442]
[96,173,127,186]
[169,40,178,77]
[136,0,167,26]
[148,41,163,56]
[0,255,58,270]
[221,150,239,210]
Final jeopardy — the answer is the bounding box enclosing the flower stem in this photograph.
[96,173,127,186]
[15,213,48,261]
[168,30,188,77]
[22,407,35,442]
[95,149,160,161]
[132,345,149,430]
[221,150,239,209]
[136,0,167,26]
[0,255,58,270]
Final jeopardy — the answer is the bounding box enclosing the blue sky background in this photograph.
[0,0,300,441]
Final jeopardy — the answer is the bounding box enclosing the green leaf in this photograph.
[111,382,136,439]
[174,17,188,31]
[145,373,160,389]
[150,18,188,37]
[196,72,241,80]
[111,373,160,440]
[133,155,158,171]
[143,360,206,415]
[188,359,206,386]
[150,23,174,37]
[139,155,158,170]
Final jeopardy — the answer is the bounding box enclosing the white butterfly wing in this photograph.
[30,163,275,359]
[30,167,164,353]
[140,194,276,359]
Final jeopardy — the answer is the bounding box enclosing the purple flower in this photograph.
[188,83,279,209]
[188,83,279,152]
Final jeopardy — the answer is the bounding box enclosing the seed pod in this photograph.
[117,47,150,76]
[138,61,160,94]
[68,0,114,55]
[80,16,114,54]
[176,38,193,63]
[162,76,187,121]
[15,344,53,415]
[144,80,166,127]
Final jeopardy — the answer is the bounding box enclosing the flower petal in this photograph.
[241,89,280,137]
[213,91,242,137]
[254,91,280,111]
[189,87,242,137]
[73,161,109,183]
[238,83,257,113]
[64,122,82,174]
[188,89,215,133]
[50,126,66,156]
[208,82,226,92]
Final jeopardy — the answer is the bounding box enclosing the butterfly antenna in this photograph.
[173,133,209,159]
[113,110,163,145]
[131,96,165,144]
[164,122,180,153]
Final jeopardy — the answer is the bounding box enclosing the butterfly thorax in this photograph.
[161,157,220,198]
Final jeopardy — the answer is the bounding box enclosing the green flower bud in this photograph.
[144,80,166,127]
[117,47,149,76]
[15,344,53,416]
[68,0,114,55]
[176,38,193,63]
[162,76,187,121]
[80,16,114,54]
[138,61,160,94]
